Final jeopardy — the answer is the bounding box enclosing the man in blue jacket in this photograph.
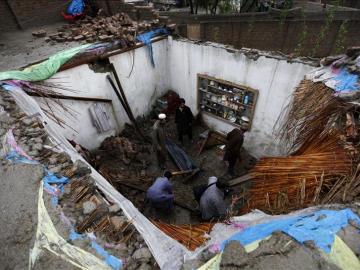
[146,171,174,211]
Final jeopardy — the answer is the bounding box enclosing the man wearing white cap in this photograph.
[224,117,249,176]
[151,113,167,169]
[199,176,227,220]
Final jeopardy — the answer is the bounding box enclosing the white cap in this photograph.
[241,116,250,123]
[158,113,166,120]
[208,176,218,185]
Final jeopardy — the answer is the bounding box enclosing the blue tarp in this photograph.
[136,27,170,67]
[67,0,85,15]
[221,209,360,253]
[165,138,196,171]
[334,68,359,93]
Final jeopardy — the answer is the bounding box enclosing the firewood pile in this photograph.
[47,13,167,44]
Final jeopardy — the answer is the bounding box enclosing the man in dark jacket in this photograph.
[175,98,194,144]
[224,118,249,176]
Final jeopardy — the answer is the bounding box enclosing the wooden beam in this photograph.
[5,0,22,30]
[228,173,252,187]
[25,91,112,103]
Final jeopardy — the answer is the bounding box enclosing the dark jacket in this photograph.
[175,106,193,130]
[224,128,244,161]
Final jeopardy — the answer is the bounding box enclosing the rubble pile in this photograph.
[0,89,159,270]
[321,47,360,75]
[93,134,198,212]
[48,13,165,43]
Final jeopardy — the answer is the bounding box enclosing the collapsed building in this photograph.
[0,13,360,270]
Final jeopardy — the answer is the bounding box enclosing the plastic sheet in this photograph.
[0,45,91,81]
[5,85,188,269]
[136,27,170,67]
[221,209,360,253]
[67,0,85,15]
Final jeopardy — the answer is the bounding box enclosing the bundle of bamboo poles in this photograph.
[245,79,357,214]
[247,133,353,213]
[152,221,214,251]
[276,80,347,153]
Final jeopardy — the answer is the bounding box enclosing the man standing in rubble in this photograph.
[199,176,227,220]
[152,113,167,169]
[224,116,250,177]
[175,98,194,144]
[146,171,174,211]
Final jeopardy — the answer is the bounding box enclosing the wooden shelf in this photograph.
[201,111,241,128]
[197,74,259,130]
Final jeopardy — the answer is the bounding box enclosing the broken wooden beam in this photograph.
[228,173,252,187]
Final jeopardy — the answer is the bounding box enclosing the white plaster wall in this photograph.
[109,39,170,121]
[34,97,117,150]
[167,38,315,158]
[41,40,169,149]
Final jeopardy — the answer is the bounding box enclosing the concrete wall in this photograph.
[167,38,315,158]
[42,40,169,150]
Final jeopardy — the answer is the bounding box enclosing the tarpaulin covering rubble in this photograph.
[136,27,170,67]
[67,0,85,16]
[199,208,360,270]
[0,44,91,82]
[308,54,359,93]
[221,208,360,253]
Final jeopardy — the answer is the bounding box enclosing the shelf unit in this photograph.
[197,74,258,129]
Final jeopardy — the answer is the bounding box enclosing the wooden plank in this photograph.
[196,131,210,157]
[228,173,252,187]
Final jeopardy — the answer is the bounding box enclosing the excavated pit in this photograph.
[86,108,257,225]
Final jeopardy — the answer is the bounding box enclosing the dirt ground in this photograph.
[0,23,82,72]
[92,112,256,225]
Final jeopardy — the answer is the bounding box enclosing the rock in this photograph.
[49,157,57,165]
[181,259,203,270]
[34,137,43,144]
[74,160,91,177]
[221,240,248,268]
[109,204,121,213]
[110,216,127,230]
[21,118,33,126]
[32,143,43,151]
[32,30,47,37]
[49,164,62,174]
[132,247,152,263]
[138,263,152,270]
[83,201,97,215]
[28,150,39,157]
[73,35,84,41]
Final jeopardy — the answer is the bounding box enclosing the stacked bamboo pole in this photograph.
[245,80,356,214]
[152,221,213,251]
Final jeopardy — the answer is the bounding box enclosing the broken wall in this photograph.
[42,40,169,150]
[166,38,315,158]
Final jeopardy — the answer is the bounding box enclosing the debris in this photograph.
[110,216,127,230]
[32,30,47,37]
[83,200,97,215]
[132,247,152,262]
[50,13,167,44]
[109,203,121,213]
